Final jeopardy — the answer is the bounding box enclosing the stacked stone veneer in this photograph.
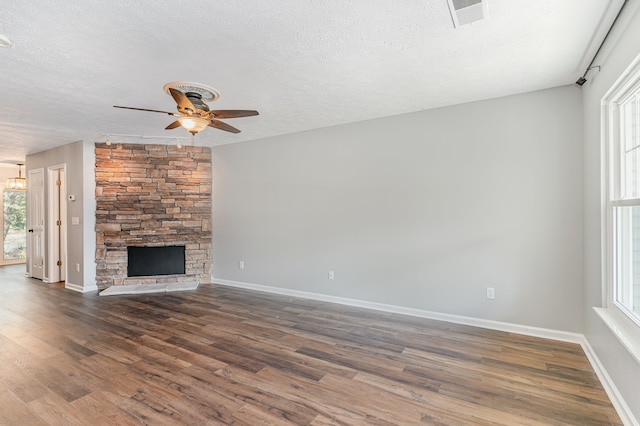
[95,143,212,289]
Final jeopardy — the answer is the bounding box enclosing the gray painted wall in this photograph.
[582,2,640,420]
[82,141,96,290]
[26,140,95,289]
[0,165,21,182]
[213,85,583,332]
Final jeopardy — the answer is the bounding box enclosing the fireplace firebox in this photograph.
[127,246,186,277]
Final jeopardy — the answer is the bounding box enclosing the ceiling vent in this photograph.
[447,0,487,27]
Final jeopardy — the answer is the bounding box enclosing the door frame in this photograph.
[47,164,67,283]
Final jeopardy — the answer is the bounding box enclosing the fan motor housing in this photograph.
[185,92,209,112]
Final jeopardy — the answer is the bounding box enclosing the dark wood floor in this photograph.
[0,264,621,425]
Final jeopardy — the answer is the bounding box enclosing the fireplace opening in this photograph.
[127,246,186,277]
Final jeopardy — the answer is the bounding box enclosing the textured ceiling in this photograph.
[0,0,625,163]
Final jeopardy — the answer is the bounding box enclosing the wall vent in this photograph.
[447,0,486,27]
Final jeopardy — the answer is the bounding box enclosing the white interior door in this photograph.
[28,168,45,280]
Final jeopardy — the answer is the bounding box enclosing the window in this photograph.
[2,189,26,262]
[605,55,640,328]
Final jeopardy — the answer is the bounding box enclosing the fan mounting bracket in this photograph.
[163,82,220,103]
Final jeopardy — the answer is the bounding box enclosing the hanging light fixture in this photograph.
[177,116,209,134]
[5,163,26,191]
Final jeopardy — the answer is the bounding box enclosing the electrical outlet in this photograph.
[486,287,495,299]
[239,260,245,269]
[328,270,335,280]
[76,263,80,272]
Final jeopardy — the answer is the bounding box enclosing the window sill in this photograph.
[594,307,640,365]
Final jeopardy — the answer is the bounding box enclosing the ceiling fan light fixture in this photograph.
[115,83,257,135]
[5,163,26,191]
[178,116,209,134]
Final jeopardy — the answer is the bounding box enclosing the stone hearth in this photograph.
[94,143,212,289]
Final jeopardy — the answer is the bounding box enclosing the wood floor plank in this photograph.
[78,353,150,398]
[0,334,91,403]
[201,365,321,424]
[0,264,623,425]
[222,365,377,425]
[0,328,64,360]
[27,392,89,426]
[231,402,301,426]
[0,345,51,403]
[352,372,548,426]
[130,362,244,423]
[70,391,143,426]
[0,384,49,426]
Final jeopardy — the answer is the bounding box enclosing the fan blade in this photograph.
[208,119,241,133]
[209,110,259,119]
[113,106,176,115]
[168,88,196,113]
[165,121,181,130]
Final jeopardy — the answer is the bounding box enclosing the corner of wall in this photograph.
[82,140,97,291]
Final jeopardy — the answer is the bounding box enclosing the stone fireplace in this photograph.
[95,143,212,289]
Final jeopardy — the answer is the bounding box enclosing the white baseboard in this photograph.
[65,281,98,293]
[580,340,638,426]
[212,277,637,425]
[212,278,583,343]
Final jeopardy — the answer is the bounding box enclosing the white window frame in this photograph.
[598,52,640,364]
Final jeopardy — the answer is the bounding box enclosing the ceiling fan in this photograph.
[113,83,258,135]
